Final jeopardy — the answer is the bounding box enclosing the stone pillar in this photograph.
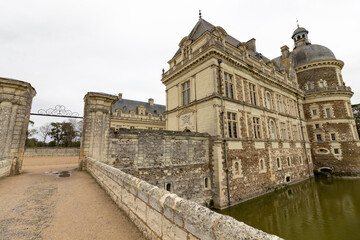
[80,92,117,169]
[0,78,36,174]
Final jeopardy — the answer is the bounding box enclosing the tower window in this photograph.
[316,134,322,142]
[253,117,261,139]
[224,73,234,99]
[182,81,191,105]
[276,157,281,169]
[331,133,336,141]
[266,92,271,110]
[249,83,257,105]
[326,108,331,118]
[227,112,238,138]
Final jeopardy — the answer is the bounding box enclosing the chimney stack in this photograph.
[281,45,289,58]
[148,98,154,106]
[118,93,122,101]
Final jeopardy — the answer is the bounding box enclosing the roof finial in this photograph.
[199,10,202,19]
[296,19,299,28]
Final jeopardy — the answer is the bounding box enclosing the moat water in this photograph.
[218,178,360,240]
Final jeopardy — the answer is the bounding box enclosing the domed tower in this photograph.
[292,26,360,175]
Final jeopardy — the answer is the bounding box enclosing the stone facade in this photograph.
[0,77,36,175]
[111,93,166,130]
[86,157,282,240]
[161,18,360,208]
[109,128,213,204]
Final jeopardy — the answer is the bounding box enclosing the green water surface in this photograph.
[218,178,360,240]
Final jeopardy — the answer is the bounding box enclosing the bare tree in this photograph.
[38,123,51,143]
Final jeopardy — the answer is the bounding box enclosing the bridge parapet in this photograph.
[85,157,282,240]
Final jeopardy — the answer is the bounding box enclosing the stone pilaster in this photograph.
[80,92,117,169]
[0,77,36,174]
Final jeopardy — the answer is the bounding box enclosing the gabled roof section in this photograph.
[112,98,166,116]
[172,18,270,63]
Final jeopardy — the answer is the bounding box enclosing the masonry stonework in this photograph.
[80,92,117,169]
[86,157,282,240]
[0,78,36,176]
[109,128,213,204]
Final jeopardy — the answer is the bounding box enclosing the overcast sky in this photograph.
[1,0,359,129]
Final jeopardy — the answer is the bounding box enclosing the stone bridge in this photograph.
[0,78,281,239]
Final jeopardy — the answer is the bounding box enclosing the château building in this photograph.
[161,16,360,207]
[111,93,166,130]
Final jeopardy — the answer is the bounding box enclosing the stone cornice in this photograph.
[162,42,305,97]
[295,59,344,73]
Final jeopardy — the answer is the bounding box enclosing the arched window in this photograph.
[276,157,281,169]
[260,159,264,171]
[166,183,171,192]
[270,120,276,140]
[266,92,271,110]
[204,178,209,189]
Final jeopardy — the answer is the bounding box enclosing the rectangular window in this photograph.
[316,134,322,142]
[227,112,238,138]
[280,122,286,140]
[182,81,191,105]
[334,148,339,154]
[331,133,336,141]
[315,124,320,129]
[224,73,234,99]
[253,117,261,139]
[312,109,317,116]
[326,108,331,118]
[249,83,257,105]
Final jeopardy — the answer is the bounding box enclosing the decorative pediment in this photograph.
[177,108,196,117]
[212,26,227,44]
[179,36,192,48]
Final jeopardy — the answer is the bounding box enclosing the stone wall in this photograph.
[0,78,36,174]
[0,159,13,178]
[24,147,80,157]
[86,157,281,240]
[109,128,213,205]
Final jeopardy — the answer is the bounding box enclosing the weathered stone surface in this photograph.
[86,157,282,240]
[0,78,36,175]
[213,215,282,240]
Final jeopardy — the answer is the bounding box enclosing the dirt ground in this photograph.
[0,156,145,240]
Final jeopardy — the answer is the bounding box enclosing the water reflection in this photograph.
[218,178,360,240]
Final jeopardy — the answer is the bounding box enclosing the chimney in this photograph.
[148,98,154,106]
[281,45,289,58]
[245,38,256,52]
[118,93,122,101]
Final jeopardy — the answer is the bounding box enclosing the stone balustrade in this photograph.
[86,157,282,240]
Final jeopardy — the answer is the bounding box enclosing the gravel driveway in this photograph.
[0,157,144,240]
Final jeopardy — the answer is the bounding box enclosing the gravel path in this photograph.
[0,157,144,240]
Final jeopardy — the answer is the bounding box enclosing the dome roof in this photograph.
[292,27,308,39]
[292,44,336,67]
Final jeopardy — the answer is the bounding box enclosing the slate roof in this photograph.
[112,98,166,116]
[173,18,271,62]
